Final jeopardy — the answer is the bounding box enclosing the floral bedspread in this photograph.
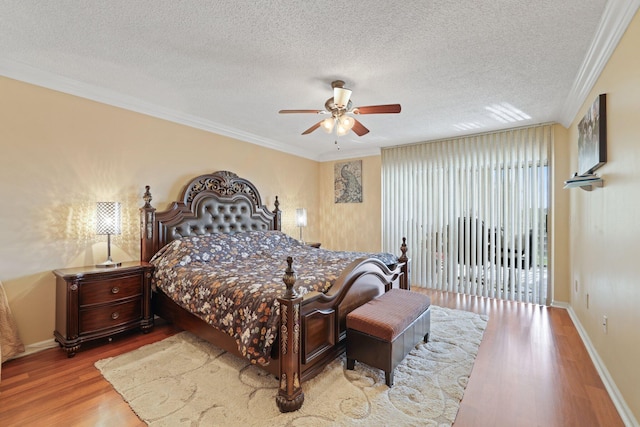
[150,230,397,365]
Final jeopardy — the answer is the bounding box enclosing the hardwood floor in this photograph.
[0,291,625,427]
[0,325,181,427]
[416,289,625,427]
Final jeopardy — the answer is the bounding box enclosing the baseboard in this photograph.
[552,301,639,427]
[9,338,58,360]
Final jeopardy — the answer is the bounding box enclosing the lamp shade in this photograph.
[96,202,122,235]
[321,117,335,133]
[333,87,352,108]
[336,123,349,136]
[339,114,355,130]
[295,208,307,227]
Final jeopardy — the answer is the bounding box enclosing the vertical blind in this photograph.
[382,125,551,305]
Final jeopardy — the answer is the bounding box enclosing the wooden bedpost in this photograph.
[273,196,282,231]
[398,237,411,290]
[140,185,156,262]
[276,256,304,412]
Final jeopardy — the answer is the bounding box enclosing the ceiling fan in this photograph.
[279,80,401,137]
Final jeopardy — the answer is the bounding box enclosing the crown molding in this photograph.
[316,145,381,162]
[559,0,640,127]
[0,59,321,161]
[0,58,381,163]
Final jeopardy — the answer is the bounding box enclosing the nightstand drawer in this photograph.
[79,299,142,334]
[80,275,142,306]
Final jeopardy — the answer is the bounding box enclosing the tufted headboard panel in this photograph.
[167,196,273,239]
[140,171,281,262]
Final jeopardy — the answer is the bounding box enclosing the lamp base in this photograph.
[95,260,122,268]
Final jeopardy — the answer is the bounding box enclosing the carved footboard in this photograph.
[276,252,409,412]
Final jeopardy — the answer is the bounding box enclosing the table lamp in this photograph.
[95,201,122,268]
[295,208,307,243]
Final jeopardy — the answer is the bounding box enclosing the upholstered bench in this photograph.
[346,288,431,386]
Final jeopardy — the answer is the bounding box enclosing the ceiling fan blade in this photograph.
[301,121,322,135]
[352,104,401,114]
[279,109,326,114]
[351,119,370,136]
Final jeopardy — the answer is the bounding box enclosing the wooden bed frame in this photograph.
[139,170,410,412]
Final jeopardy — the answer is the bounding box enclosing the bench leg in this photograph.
[385,370,394,387]
[346,358,355,370]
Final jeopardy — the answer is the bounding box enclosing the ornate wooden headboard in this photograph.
[140,171,281,262]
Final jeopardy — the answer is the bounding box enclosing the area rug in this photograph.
[95,306,488,426]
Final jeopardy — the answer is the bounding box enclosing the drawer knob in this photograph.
[111,287,120,294]
[111,312,120,320]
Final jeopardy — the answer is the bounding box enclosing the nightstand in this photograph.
[53,261,154,357]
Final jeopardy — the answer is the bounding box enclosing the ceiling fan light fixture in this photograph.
[336,125,349,136]
[336,122,350,136]
[279,80,400,137]
[321,117,335,133]
[333,87,352,108]
[339,114,355,130]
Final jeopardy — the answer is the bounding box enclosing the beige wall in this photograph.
[0,76,320,346]
[550,125,572,304]
[567,11,640,421]
[318,156,383,253]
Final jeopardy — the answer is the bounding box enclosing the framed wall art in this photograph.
[334,160,362,203]
[578,93,607,176]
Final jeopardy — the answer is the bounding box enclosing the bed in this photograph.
[140,170,410,412]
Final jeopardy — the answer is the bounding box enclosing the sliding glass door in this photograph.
[382,125,551,305]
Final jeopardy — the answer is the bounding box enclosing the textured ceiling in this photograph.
[0,1,635,161]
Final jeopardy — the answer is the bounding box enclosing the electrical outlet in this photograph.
[602,315,608,334]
